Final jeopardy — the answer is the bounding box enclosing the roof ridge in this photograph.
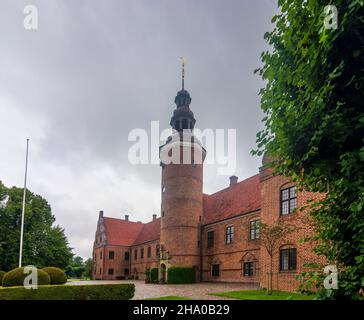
[103,216,161,225]
[132,218,161,245]
[142,217,161,225]
[205,173,260,197]
[103,216,143,225]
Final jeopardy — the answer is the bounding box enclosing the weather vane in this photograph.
[180,57,186,90]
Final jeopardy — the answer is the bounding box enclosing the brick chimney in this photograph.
[153,214,157,221]
[229,175,238,186]
[124,214,129,221]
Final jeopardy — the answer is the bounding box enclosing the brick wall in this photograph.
[201,211,260,284]
[259,166,326,292]
[92,245,131,280]
[130,240,160,280]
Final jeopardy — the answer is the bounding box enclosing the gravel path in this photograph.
[67,280,258,300]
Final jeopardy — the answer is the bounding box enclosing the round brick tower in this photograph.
[159,65,206,282]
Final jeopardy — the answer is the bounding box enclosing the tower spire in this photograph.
[170,57,195,131]
[180,57,185,90]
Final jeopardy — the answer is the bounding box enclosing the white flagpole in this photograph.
[19,138,29,268]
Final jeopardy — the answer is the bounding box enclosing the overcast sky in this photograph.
[0,0,277,259]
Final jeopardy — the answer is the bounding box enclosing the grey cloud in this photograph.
[0,0,277,259]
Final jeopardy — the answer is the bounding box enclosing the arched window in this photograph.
[279,246,297,271]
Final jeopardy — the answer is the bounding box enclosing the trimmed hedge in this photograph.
[0,271,6,286]
[150,268,158,283]
[144,269,151,283]
[0,283,135,300]
[167,266,195,284]
[2,267,50,287]
[42,267,67,285]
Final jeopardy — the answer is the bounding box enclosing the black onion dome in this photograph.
[170,88,195,131]
[174,89,192,107]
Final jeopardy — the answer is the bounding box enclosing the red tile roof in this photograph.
[102,217,160,246]
[133,218,161,245]
[203,174,261,225]
[103,217,144,246]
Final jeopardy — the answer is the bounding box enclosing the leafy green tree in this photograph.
[66,256,85,278]
[254,0,364,299]
[82,258,93,279]
[260,220,295,295]
[0,181,73,271]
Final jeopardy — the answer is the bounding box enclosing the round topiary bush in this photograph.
[42,267,67,285]
[2,267,50,287]
[0,270,6,286]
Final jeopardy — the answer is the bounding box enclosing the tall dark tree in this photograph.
[0,181,73,271]
[254,0,364,299]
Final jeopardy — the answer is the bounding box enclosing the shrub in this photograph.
[150,268,158,283]
[42,267,67,285]
[0,271,6,286]
[0,283,135,300]
[2,267,50,287]
[167,266,195,284]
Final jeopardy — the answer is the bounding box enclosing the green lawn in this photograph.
[144,296,192,300]
[210,289,315,300]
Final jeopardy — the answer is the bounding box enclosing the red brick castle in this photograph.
[92,73,322,292]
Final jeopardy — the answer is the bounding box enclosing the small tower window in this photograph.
[182,119,188,129]
[162,185,166,193]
